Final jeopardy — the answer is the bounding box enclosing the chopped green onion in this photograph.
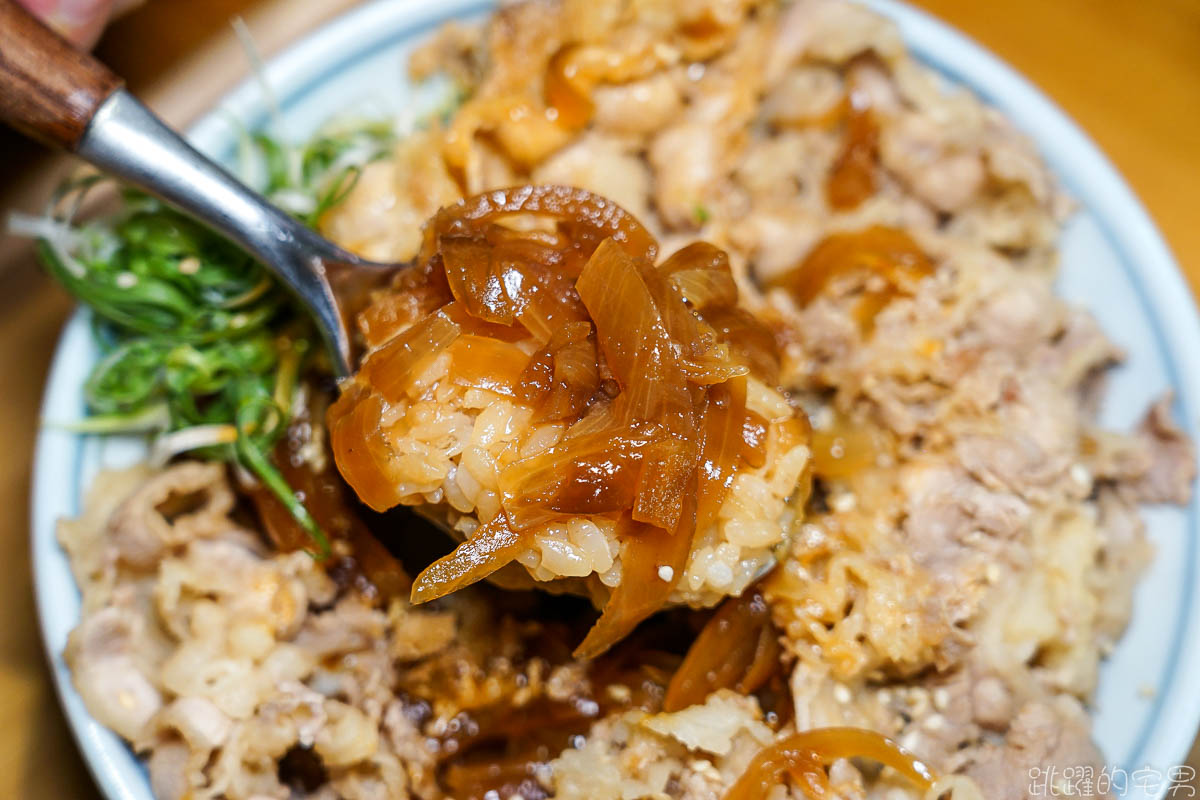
[14,121,398,556]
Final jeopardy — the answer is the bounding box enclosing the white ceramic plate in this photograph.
[32,1,1200,797]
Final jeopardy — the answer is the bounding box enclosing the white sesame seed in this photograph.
[657,565,674,582]
[830,493,857,513]
[115,272,138,289]
[985,564,1002,584]
[178,256,201,275]
[801,524,826,548]
[606,684,632,703]
[833,685,852,704]
[923,713,945,731]
[907,688,930,716]
[1070,463,1092,487]
[932,688,950,711]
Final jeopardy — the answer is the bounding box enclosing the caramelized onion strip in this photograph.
[741,409,769,469]
[511,261,590,343]
[422,185,658,267]
[723,728,938,800]
[328,386,405,513]
[497,418,655,531]
[360,309,461,404]
[411,514,528,604]
[441,301,530,342]
[768,226,934,324]
[518,320,599,420]
[726,744,831,800]
[574,494,696,660]
[696,379,747,533]
[826,103,879,211]
[659,242,738,312]
[251,436,412,601]
[663,581,778,712]
[577,238,697,529]
[577,238,692,427]
[440,235,516,325]
[448,334,533,397]
[544,43,665,132]
[701,305,782,386]
[633,435,698,532]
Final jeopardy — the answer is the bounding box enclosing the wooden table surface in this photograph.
[0,1,1196,797]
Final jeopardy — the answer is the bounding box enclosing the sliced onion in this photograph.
[696,378,747,532]
[741,409,769,469]
[448,334,533,397]
[519,320,599,421]
[577,239,699,529]
[441,234,517,324]
[440,300,529,341]
[663,582,778,712]
[251,434,412,601]
[632,434,697,532]
[544,44,595,131]
[422,185,659,268]
[577,238,692,428]
[701,305,781,386]
[544,42,664,133]
[359,309,461,403]
[738,620,783,695]
[574,496,696,660]
[512,261,589,342]
[498,416,659,530]
[660,241,738,311]
[679,352,750,386]
[357,290,435,350]
[356,259,453,348]
[826,105,879,211]
[327,385,406,513]
[810,410,890,480]
[768,225,933,311]
[411,513,528,603]
[726,743,832,800]
[724,728,938,800]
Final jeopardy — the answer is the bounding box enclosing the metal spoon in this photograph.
[0,0,388,377]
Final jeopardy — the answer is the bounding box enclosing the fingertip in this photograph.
[17,0,115,49]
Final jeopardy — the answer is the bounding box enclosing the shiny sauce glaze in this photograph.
[327,185,807,658]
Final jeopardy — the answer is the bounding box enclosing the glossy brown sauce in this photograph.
[770,225,935,333]
[826,103,880,211]
[328,185,809,659]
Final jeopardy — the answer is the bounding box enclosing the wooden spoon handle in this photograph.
[0,0,123,150]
